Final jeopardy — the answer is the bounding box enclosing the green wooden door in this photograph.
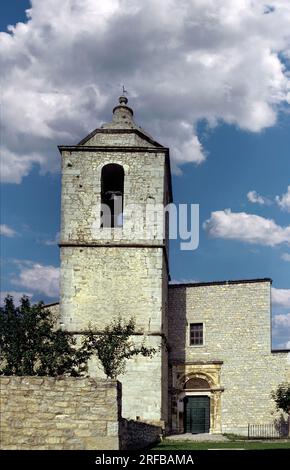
[184,396,210,434]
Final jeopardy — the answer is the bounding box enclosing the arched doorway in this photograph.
[171,363,223,434]
[183,376,211,434]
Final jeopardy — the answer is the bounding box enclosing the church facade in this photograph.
[54,96,290,435]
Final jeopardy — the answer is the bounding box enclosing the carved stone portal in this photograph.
[170,362,223,434]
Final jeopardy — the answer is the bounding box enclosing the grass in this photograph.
[152,439,290,451]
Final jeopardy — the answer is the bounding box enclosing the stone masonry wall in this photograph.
[60,246,168,425]
[60,150,167,245]
[168,280,290,435]
[84,131,156,147]
[60,246,164,332]
[87,334,166,426]
[59,147,170,428]
[60,245,168,425]
[120,419,163,450]
[0,377,121,450]
[43,303,60,328]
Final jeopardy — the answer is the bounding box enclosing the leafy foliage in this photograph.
[84,317,157,379]
[272,382,290,414]
[0,296,89,376]
[0,297,157,380]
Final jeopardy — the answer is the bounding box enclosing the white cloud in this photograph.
[273,339,290,350]
[272,288,290,308]
[273,313,290,328]
[0,148,46,184]
[0,224,17,237]
[281,253,290,262]
[272,313,290,350]
[276,185,290,212]
[204,209,290,246]
[43,231,60,246]
[247,190,270,205]
[170,125,206,174]
[1,0,290,182]
[12,262,60,298]
[0,291,33,306]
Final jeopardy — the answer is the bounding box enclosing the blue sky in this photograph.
[0,0,290,348]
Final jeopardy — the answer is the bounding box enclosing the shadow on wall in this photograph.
[120,419,163,450]
[168,286,187,432]
[168,286,187,365]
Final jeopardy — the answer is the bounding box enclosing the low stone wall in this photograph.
[120,419,163,450]
[0,376,121,450]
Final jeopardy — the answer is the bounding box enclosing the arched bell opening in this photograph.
[100,163,124,228]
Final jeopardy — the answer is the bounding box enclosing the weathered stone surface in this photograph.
[40,96,290,438]
[0,377,120,450]
[168,281,290,435]
[120,419,162,450]
[59,97,171,428]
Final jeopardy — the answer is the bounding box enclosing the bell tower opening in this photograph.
[101,163,124,228]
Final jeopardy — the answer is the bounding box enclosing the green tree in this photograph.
[85,317,156,379]
[0,295,89,376]
[272,382,290,436]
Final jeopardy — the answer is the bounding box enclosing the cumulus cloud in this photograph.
[247,190,270,205]
[272,288,290,308]
[272,313,290,350]
[204,209,290,246]
[0,224,17,237]
[12,262,60,298]
[0,148,46,184]
[246,186,290,210]
[281,253,290,262]
[1,0,290,182]
[276,186,290,212]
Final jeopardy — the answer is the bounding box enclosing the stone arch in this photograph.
[179,372,215,390]
[91,161,130,235]
[172,364,223,435]
[184,376,210,390]
[96,161,129,177]
[95,161,129,193]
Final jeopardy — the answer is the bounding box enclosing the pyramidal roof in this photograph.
[78,95,164,148]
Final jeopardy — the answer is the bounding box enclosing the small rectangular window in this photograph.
[190,323,203,346]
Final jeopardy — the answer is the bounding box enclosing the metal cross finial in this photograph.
[122,85,128,95]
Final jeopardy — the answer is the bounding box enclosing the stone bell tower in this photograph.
[58,95,172,427]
